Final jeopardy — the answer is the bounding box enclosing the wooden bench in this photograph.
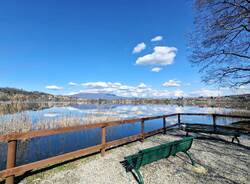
[122,136,195,184]
[180,124,242,143]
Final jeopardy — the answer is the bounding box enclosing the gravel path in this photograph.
[19,130,250,184]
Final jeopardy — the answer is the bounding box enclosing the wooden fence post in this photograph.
[178,114,181,128]
[163,117,166,134]
[141,119,145,142]
[101,126,106,157]
[6,140,17,184]
[212,114,217,132]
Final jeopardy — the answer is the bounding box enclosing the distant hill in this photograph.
[0,87,49,96]
[0,87,54,101]
[0,87,128,102]
[71,92,126,100]
[0,87,73,102]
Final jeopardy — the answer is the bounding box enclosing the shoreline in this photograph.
[0,101,250,116]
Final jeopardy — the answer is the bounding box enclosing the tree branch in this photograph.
[222,50,250,59]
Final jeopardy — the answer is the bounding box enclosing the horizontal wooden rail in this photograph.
[143,113,177,120]
[0,145,102,178]
[180,113,250,119]
[0,118,142,142]
[214,114,250,119]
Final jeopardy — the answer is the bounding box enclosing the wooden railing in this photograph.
[0,113,250,184]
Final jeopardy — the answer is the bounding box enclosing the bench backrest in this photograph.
[169,137,193,156]
[124,136,193,170]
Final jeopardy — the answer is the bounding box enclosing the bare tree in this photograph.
[190,0,250,87]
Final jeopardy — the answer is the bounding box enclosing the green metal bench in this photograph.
[122,136,195,184]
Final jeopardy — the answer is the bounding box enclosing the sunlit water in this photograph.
[0,104,249,170]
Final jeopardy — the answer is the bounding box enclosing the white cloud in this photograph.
[162,80,181,87]
[190,89,223,97]
[174,90,185,97]
[138,83,147,88]
[151,35,163,42]
[68,82,78,86]
[45,85,63,90]
[81,82,121,88]
[66,91,79,96]
[82,82,108,88]
[151,67,162,72]
[189,85,250,97]
[76,81,187,98]
[227,85,250,95]
[135,46,177,66]
[132,42,146,53]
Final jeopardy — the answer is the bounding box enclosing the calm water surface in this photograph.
[0,103,249,170]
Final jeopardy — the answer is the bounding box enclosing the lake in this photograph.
[0,103,249,170]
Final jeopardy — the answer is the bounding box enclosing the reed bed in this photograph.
[0,113,121,135]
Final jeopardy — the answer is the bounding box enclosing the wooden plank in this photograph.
[163,117,166,134]
[163,113,179,117]
[178,114,181,128]
[0,145,102,178]
[5,140,17,184]
[215,114,250,119]
[0,123,106,142]
[179,113,212,116]
[101,127,106,156]
[180,113,250,119]
[143,115,164,121]
[141,119,145,142]
[142,113,178,120]
[106,118,141,127]
[0,118,142,142]
[212,114,217,131]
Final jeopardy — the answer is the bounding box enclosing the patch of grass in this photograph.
[19,153,100,184]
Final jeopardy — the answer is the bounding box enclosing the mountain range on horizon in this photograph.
[70,92,127,100]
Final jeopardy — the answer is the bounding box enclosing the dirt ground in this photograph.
[18,130,250,184]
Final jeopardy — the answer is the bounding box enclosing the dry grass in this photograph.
[0,113,121,135]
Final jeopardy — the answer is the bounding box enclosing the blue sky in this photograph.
[0,0,248,97]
